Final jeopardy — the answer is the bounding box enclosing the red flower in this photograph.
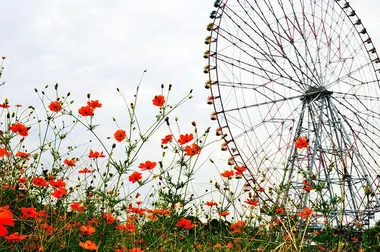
[9,123,28,137]
[152,95,165,107]
[295,137,309,149]
[176,218,195,229]
[114,129,127,142]
[80,225,96,235]
[71,202,85,213]
[298,207,313,219]
[79,168,92,174]
[49,179,66,188]
[51,188,67,199]
[205,201,217,207]
[103,213,116,224]
[0,103,9,108]
[79,240,98,250]
[138,161,157,171]
[235,165,246,175]
[0,147,10,158]
[87,100,102,109]
[88,150,105,159]
[4,232,27,243]
[0,206,14,237]
[20,207,39,219]
[15,151,30,159]
[231,220,246,233]
[244,198,259,207]
[32,177,48,187]
[218,211,230,217]
[129,248,142,252]
[64,158,76,167]
[48,101,62,112]
[115,222,136,232]
[275,207,285,214]
[78,106,94,116]
[221,170,234,178]
[161,134,173,144]
[178,133,193,145]
[185,144,200,156]
[129,171,142,183]
[303,185,312,192]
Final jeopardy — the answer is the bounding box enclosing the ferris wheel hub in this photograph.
[302,86,333,102]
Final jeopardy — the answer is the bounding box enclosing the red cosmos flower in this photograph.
[115,222,136,232]
[0,206,14,237]
[48,101,62,112]
[185,143,201,156]
[79,240,98,251]
[176,217,196,229]
[9,123,28,137]
[88,150,105,159]
[0,103,9,108]
[49,179,66,188]
[64,158,76,167]
[295,137,309,149]
[231,220,246,233]
[161,134,173,144]
[298,207,313,219]
[15,151,30,159]
[275,207,285,214]
[4,232,27,243]
[152,95,165,107]
[303,185,312,192]
[78,105,94,116]
[129,171,142,183]
[20,207,39,219]
[40,224,53,234]
[218,211,230,217]
[17,177,28,184]
[70,202,85,213]
[205,201,217,207]
[32,177,47,187]
[87,100,102,109]
[221,170,235,178]
[80,225,96,235]
[103,213,116,224]
[130,248,142,252]
[138,161,157,171]
[0,147,10,158]
[235,165,246,175]
[244,198,259,207]
[51,188,67,199]
[178,133,193,145]
[114,129,127,142]
[79,168,92,174]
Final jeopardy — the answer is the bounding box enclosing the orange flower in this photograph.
[178,133,193,145]
[40,223,53,234]
[51,188,67,199]
[129,171,142,183]
[213,243,222,249]
[129,248,142,252]
[298,207,313,219]
[80,225,96,235]
[115,222,136,232]
[218,211,230,217]
[87,100,102,109]
[103,213,116,224]
[88,150,105,159]
[70,202,85,212]
[138,161,157,171]
[79,240,98,250]
[32,177,48,187]
[275,207,285,214]
[185,143,200,156]
[295,137,309,149]
[231,220,246,233]
[78,105,94,116]
[0,103,9,108]
[48,101,62,112]
[4,232,27,243]
[205,201,217,207]
[235,165,246,175]
[9,123,28,137]
[244,198,259,207]
[161,134,173,144]
[49,178,66,188]
[221,170,234,178]
[176,218,195,229]
[0,147,10,158]
[79,168,92,174]
[0,206,14,237]
[114,129,126,142]
[64,158,76,167]
[21,207,39,219]
[152,95,165,107]
[15,151,30,159]
[303,185,312,192]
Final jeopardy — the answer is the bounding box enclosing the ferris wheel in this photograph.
[205,0,380,226]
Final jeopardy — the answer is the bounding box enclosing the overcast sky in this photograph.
[1,0,380,206]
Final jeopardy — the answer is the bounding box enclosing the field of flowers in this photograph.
[0,56,380,251]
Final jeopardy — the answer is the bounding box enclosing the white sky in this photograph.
[1,0,380,213]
